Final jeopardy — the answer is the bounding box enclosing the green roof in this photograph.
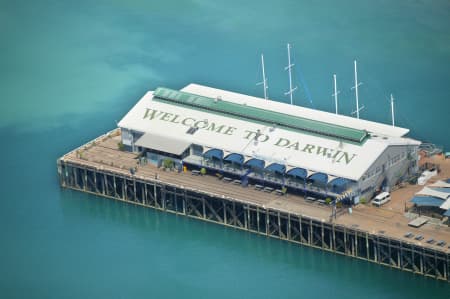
[153,87,368,144]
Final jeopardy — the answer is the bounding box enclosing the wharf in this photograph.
[57,129,450,282]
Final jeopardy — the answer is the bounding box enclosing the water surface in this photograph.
[0,1,449,298]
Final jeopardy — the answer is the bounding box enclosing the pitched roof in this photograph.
[182,83,410,138]
[416,187,450,201]
[118,84,420,180]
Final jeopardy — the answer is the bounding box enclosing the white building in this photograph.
[118,84,420,202]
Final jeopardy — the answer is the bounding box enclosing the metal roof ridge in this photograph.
[153,87,369,144]
[182,83,410,137]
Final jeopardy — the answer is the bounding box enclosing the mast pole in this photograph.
[390,93,395,127]
[284,43,297,105]
[351,60,364,118]
[333,74,339,114]
[354,60,360,119]
[287,44,293,105]
[261,54,268,99]
[256,53,268,99]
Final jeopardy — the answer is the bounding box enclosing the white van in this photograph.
[372,192,391,207]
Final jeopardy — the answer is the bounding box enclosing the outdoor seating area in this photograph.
[215,174,290,196]
[187,167,292,197]
[184,158,352,203]
[263,186,274,193]
[187,147,357,201]
[275,189,284,195]
[254,184,263,190]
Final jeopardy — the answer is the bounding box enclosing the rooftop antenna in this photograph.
[351,60,364,118]
[284,43,297,105]
[256,54,268,99]
[332,74,340,114]
[390,93,395,127]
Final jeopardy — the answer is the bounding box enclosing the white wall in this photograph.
[358,144,419,200]
[120,128,144,152]
[121,128,132,146]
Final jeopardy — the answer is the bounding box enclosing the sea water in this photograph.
[1,0,449,298]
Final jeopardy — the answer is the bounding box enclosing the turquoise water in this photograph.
[1,0,449,298]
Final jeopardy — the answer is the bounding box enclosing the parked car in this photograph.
[372,192,391,207]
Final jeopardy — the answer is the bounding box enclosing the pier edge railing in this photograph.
[57,158,450,282]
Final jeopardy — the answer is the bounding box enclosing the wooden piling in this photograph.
[57,158,450,283]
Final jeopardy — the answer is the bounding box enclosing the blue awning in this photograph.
[309,172,328,184]
[286,167,307,179]
[265,163,286,174]
[328,177,351,187]
[203,148,223,160]
[410,196,444,207]
[444,209,450,217]
[224,153,244,165]
[244,158,265,169]
[446,178,450,183]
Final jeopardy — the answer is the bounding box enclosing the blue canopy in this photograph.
[444,209,450,217]
[410,196,443,207]
[244,158,265,169]
[203,148,223,160]
[446,178,450,183]
[309,172,328,184]
[224,153,244,165]
[328,177,352,193]
[328,177,351,187]
[265,163,286,174]
[286,168,307,179]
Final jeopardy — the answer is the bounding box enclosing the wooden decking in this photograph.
[60,129,450,253]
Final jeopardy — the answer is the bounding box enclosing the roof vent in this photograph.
[186,127,199,135]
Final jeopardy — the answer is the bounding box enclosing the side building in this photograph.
[117,84,421,203]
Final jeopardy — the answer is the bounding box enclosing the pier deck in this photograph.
[57,129,450,281]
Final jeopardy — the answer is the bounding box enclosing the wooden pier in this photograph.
[57,129,450,282]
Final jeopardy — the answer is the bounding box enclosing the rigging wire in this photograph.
[293,59,314,108]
